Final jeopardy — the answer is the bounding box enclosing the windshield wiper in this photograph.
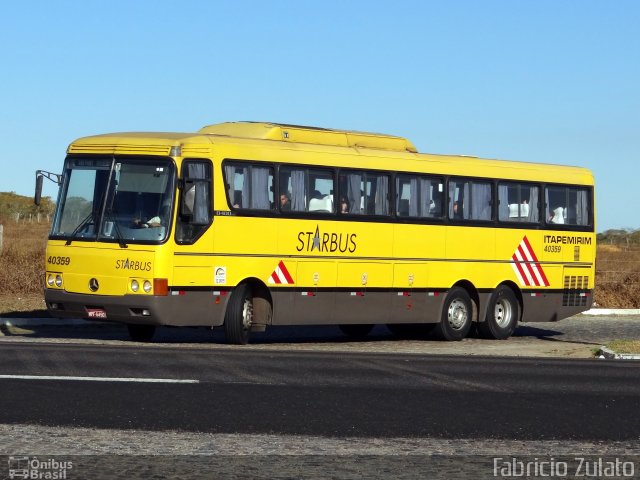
[65,211,96,246]
[104,208,128,249]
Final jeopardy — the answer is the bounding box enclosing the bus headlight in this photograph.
[55,275,63,287]
[143,280,152,293]
[131,279,139,292]
[47,274,55,287]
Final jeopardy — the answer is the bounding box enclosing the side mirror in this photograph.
[34,173,44,206]
[34,170,62,206]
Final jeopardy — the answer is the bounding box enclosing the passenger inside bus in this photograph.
[280,193,291,211]
[549,206,565,224]
[132,199,171,228]
[340,197,349,214]
[453,201,462,219]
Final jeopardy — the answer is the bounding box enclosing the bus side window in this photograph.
[396,174,443,218]
[340,171,389,216]
[449,179,492,221]
[498,183,539,223]
[545,186,590,226]
[223,163,274,210]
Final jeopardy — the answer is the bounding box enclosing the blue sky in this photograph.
[1,0,638,231]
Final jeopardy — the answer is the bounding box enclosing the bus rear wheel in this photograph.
[127,324,156,342]
[434,287,473,341]
[477,286,519,340]
[224,284,253,345]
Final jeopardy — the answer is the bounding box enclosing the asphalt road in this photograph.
[0,342,638,441]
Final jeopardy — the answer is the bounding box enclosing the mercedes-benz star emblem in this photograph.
[89,278,99,292]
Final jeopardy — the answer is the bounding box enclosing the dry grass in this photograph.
[0,217,639,312]
[595,246,640,308]
[0,219,49,295]
[606,340,640,354]
[0,294,47,316]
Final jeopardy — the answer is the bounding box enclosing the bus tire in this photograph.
[434,287,473,341]
[127,324,156,342]
[477,285,519,340]
[224,284,253,345]
[339,324,374,338]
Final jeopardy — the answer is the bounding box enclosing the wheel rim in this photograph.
[494,298,513,328]
[241,298,253,331]
[447,299,468,330]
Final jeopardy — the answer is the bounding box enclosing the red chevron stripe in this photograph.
[521,236,550,286]
[518,245,541,286]
[278,261,294,284]
[512,253,531,286]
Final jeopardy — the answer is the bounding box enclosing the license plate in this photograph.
[87,308,107,319]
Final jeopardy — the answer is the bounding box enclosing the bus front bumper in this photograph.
[44,289,228,327]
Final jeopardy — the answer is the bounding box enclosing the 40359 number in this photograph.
[47,256,71,265]
[544,245,562,253]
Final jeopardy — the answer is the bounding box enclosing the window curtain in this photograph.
[575,190,588,225]
[346,173,363,214]
[498,184,510,221]
[528,187,539,222]
[420,178,434,217]
[224,165,235,206]
[544,188,551,222]
[240,166,250,209]
[408,177,419,217]
[290,169,306,211]
[448,181,457,218]
[374,175,389,215]
[470,183,491,220]
[186,162,210,224]
[462,183,471,219]
[250,167,270,209]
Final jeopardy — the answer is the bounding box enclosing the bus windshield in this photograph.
[51,156,175,244]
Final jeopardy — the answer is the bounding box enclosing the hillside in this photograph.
[0,191,55,222]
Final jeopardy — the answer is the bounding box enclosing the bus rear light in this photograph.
[154,278,168,296]
[47,274,55,287]
[143,280,152,293]
[55,275,63,287]
[131,279,140,292]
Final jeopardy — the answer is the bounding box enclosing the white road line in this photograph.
[0,374,199,383]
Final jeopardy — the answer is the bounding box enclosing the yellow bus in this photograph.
[37,122,595,344]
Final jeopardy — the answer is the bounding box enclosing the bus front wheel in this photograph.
[477,286,519,340]
[224,284,253,345]
[434,287,473,341]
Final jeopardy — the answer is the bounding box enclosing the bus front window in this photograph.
[51,157,175,244]
[52,158,111,239]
